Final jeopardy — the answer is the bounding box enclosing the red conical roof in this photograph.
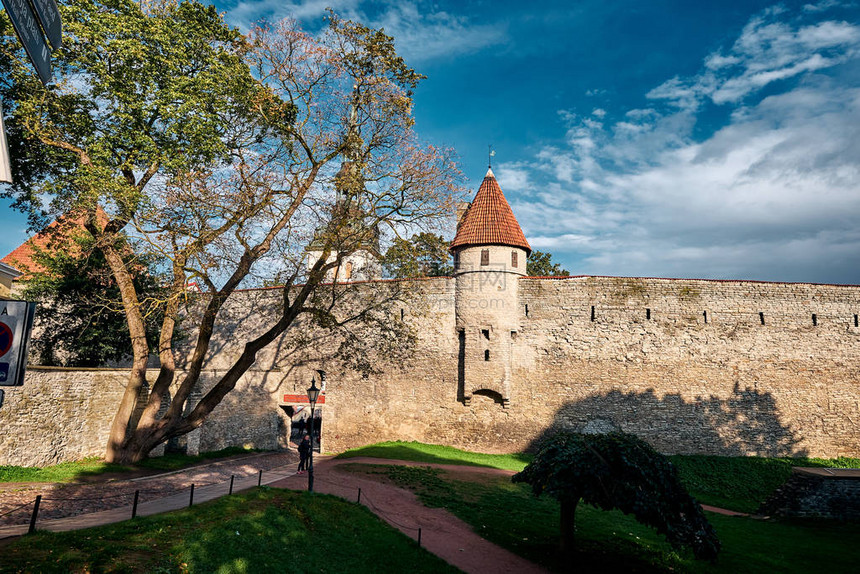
[450,168,531,255]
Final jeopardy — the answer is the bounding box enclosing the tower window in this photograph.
[481,249,489,266]
[482,329,490,340]
[646,308,651,320]
[812,313,818,326]
[484,349,490,361]
[511,251,518,268]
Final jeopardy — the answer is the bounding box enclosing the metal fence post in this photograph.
[28,495,41,534]
[229,475,235,495]
[258,469,262,486]
[132,490,140,519]
[189,484,195,507]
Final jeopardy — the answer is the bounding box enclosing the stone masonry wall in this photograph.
[2,274,859,466]
[0,368,287,466]
[512,276,860,457]
[759,468,860,520]
[277,275,860,458]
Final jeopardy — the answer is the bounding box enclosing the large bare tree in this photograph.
[1,1,460,462]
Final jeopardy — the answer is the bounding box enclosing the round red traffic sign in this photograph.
[0,323,13,358]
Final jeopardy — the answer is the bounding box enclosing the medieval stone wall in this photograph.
[2,274,859,466]
[0,367,286,466]
[760,468,860,520]
[512,276,860,458]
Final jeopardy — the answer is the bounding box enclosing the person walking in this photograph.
[297,434,311,474]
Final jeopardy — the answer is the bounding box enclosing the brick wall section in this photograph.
[2,275,859,466]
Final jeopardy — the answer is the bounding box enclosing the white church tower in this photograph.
[450,168,531,406]
[305,162,382,283]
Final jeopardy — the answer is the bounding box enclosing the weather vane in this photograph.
[488,145,495,169]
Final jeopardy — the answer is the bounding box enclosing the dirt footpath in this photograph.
[270,457,548,574]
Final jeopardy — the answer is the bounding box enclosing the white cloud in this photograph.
[224,0,506,61]
[803,0,851,13]
[369,3,507,62]
[516,4,860,283]
[495,162,531,193]
[649,11,860,107]
[528,233,592,250]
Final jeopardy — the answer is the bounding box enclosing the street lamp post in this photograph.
[306,377,320,492]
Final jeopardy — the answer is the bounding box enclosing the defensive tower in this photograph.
[450,168,531,406]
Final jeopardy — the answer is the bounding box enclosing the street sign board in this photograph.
[29,0,61,50]
[0,300,37,386]
[1,0,52,84]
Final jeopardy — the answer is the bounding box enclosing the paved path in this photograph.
[0,455,298,539]
[271,457,549,574]
[0,454,748,573]
[0,454,549,573]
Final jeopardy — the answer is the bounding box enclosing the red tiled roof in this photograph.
[1,225,60,278]
[1,209,108,280]
[450,168,531,255]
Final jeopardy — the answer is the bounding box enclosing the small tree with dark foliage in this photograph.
[513,431,720,562]
[526,250,570,277]
[23,230,165,367]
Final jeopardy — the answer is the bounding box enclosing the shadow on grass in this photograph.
[371,465,860,574]
[335,440,532,471]
[2,489,458,574]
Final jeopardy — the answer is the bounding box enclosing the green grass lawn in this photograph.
[337,440,860,513]
[336,440,532,471]
[0,447,259,483]
[0,458,131,483]
[345,463,860,573]
[4,440,859,573]
[0,488,458,574]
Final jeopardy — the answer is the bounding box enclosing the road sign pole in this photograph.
[0,97,11,184]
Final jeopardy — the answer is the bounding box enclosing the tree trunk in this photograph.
[99,239,153,464]
[104,365,150,463]
[560,495,579,559]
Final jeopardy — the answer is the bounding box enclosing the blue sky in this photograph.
[3,0,860,283]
